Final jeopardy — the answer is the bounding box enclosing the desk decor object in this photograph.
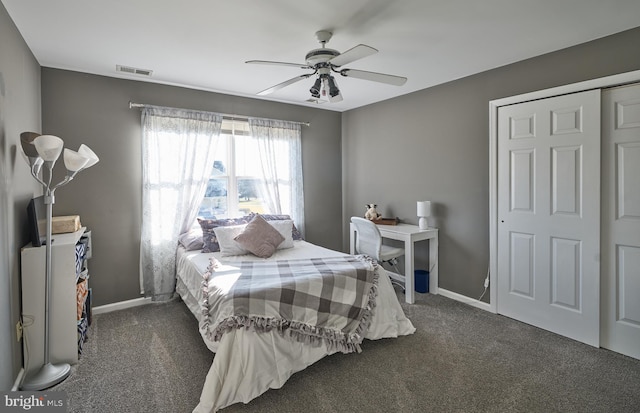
[51,215,82,234]
[364,203,382,221]
[417,201,432,230]
[375,217,400,225]
[19,132,99,390]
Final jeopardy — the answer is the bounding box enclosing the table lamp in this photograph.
[417,201,431,230]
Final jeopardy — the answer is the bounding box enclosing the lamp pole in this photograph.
[21,167,71,390]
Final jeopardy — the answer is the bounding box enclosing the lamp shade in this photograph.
[417,201,432,217]
[20,132,41,158]
[77,144,99,169]
[63,149,91,172]
[33,135,64,162]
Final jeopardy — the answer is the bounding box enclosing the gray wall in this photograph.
[41,69,343,307]
[4,0,640,388]
[0,3,42,390]
[342,26,640,301]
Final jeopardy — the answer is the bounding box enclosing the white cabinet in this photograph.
[21,227,91,375]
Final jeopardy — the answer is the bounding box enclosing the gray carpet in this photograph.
[54,293,640,413]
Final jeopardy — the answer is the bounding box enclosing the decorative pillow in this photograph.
[234,214,285,258]
[249,212,304,240]
[198,216,253,253]
[213,225,249,257]
[268,220,294,249]
[178,228,204,251]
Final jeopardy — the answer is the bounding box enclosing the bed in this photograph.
[176,214,415,412]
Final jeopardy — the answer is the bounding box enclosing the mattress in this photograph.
[176,240,415,412]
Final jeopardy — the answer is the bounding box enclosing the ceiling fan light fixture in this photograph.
[327,75,340,98]
[310,78,322,98]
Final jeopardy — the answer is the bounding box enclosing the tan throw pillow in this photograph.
[234,214,285,258]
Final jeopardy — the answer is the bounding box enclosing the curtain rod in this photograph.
[128,101,310,127]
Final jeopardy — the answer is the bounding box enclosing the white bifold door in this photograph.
[497,89,601,347]
[601,84,640,359]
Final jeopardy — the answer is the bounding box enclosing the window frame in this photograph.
[200,119,266,219]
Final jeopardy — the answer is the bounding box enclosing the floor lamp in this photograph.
[19,132,99,391]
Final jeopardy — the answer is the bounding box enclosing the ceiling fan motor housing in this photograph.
[305,48,340,66]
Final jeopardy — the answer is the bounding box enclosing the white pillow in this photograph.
[178,228,204,251]
[268,220,294,249]
[212,224,249,257]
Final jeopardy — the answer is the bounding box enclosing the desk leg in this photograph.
[429,236,439,295]
[405,239,415,304]
[349,226,356,255]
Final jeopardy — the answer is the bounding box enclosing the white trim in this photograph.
[11,368,24,391]
[92,297,151,315]
[438,288,493,312]
[488,98,499,313]
[488,69,640,315]
[490,69,640,108]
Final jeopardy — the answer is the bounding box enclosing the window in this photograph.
[198,119,296,219]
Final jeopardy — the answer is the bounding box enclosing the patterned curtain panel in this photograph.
[140,106,222,300]
[248,118,305,237]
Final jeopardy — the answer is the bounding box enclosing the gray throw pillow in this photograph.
[234,214,285,258]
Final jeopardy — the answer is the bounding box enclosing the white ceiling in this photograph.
[4,0,640,112]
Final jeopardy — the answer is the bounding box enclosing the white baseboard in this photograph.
[92,297,151,315]
[438,288,493,312]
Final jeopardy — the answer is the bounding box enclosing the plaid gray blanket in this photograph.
[201,255,379,353]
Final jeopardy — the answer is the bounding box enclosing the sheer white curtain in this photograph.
[248,118,305,236]
[140,106,222,300]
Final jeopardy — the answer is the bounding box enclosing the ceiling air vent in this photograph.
[116,65,153,76]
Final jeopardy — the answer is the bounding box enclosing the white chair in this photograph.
[350,216,406,291]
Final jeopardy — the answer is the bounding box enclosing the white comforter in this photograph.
[176,241,415,412]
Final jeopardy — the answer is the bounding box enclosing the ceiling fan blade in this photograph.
[340,68,407,86]
[246,60,311,69]
[257,74,313,96]
[329,44,377,67]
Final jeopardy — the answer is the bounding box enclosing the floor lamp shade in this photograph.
[33,135,64,162]
[63,149,90,172]
[417,201,431,230]
[78,144,100,169]
[20,132,41,158]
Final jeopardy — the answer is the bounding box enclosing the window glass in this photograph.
[199,178,228,218]
[199,138,229,218]
[199,123,269,218]
[235,135,266,215]
[237,178,264,215]
[235,135,261,177]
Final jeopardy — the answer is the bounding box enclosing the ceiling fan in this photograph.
[246,30,407,103]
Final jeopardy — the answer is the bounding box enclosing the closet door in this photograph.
[601,84,640,359]
[497,89,601,346]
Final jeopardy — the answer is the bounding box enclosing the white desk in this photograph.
[350,223,439,304]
